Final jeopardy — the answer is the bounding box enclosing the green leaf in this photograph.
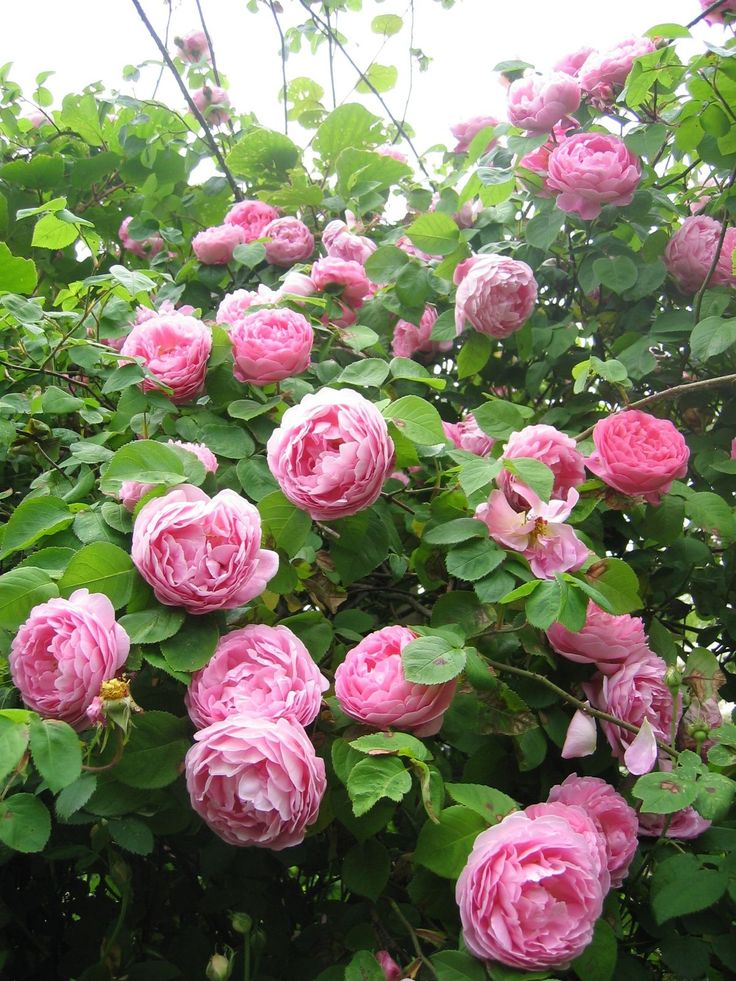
[581,558,642,614]
[446,539,505,582]
[226,128,301,181]
[456,456,502,497]
[258,490,312,558]
[160,615,219,672]
[347,755,412,816]
[431,950,487,981]
[115,711,190,789]
[693,772,735,821]
[651,852,727,924]
[414,805,486,878]
[685,491,736,540]
[109,264,156,295]
[342,839,391,900]
[314,104,384,166]
[407,212,461,257]
[525,208,566,250]
[389,357,446,390]
[337,358,390,388]
[383,395,445,444]
[108,817,154,855]
[350,731,431,762]
[457,332,493,379]
[424,518,488,545]
[526,579,563,629]
[101,362,146,394]
[199,422,254,460]
[0,243,38,294]
[0,567,59,630]
[445,783,517,823]
[55,773,97,820]
[40,386,85,414]
[690,317,736,362]
[0,793,51,852]
[572,919,617,981]
[402,635,467,684]
[645,22,691,38]
[345,950,385,981]
[593,256,638,293]
[371,13,403,35]
[356,63,398,94]
[0,153,64,189]
[0,717,29,783]
[59,543,136,610]
[31,212,79,249]
[280,610,333,661]
[364,245,409,282]
[0,496,73,559]
[503,458,554,502]
[472,400,534,440]
[100,440,205,494]
[228,397,282,421]
[632,770,699,814]
[232,242,267,269]
[118,606,185,645]
[29,717,82,793]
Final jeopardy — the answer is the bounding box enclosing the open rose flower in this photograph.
[547,133,641,220]
[191,85,231,125]
[186,624,329,729]
[216,286,278,326]
[225,200,280,241]
[311,256,372,308]
[498,423,585,508]
[263,216,314,267]
[664,215,736,293]
[116,439,218,512]
[586,409,689,504]
[334,626,457,737]
[9,589,130,731]
[322,219,376,265]
[579,37,656,107]
[507,72,581,132]
[638,806,711,839]
[553,47,594,78]
[174,30,210,62]
[450,116,499,153]
[185,714,326,849]
[192,224,245,265]
[119,216,164,259]
[119,314,212,403]
[454,254,537,338]
[699,0,736,23]
[266,387,394,520]
[391,305,451,361]
[230,307,314,385]
[547,602,655,675]
[524,801,610,892]
[443,415,494,456]
[376,951,403,981]
[131,485,278,614]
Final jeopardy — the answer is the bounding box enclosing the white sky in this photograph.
[4,0,717,151]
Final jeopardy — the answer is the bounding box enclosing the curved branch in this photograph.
[195,0,222,87]
[266,0,290,133]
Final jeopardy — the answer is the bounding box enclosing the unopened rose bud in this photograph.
[206,953,232,981]
[664,665,682,690]
[230,912,252,935]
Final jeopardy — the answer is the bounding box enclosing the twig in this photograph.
[324,4,337,110]
[152,0,172,99]
[399,0,415,135]
[266,0,289,133]
[388,900,438,980]
[693,163,736,321]
[3,361,115,409]
[687,0,730,27]
[195,0,221,87]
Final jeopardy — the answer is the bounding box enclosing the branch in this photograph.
[129,0,242,201]
[388,900,438,980]
[195,0,222,87]
[693,164,736,321]
[266,0,289,134]
[687,0,730,27]
[152,0,172,99]
[3,361,116,409]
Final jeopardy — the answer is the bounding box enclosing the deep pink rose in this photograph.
[192,224,245,265]
[116,439,218,512]
[546,133,641,220]
[119,314,212,404]
[334,626,457,737]
[263,216,314,267]
[191,85,231,125]
[450,116,499,153]
[174,30,210,62]
[442,415,494,456]
[507,73,581,133]
[391,305,451,361]
[498,423,585,508]
[311,256,372,308]
[216,286,278,326]
[547,602,654,675]
[131,485,278,614]
[230,307,313,385]
[699,0,736,23]
[185,714,326,849]
[638,806,711,839]
[186,624,329,729]
[454,254,537,338]
[9,589,129,731]
[553,47,594,78]
[586,409,689,504]
[225,200,280,241]
[266,387,395,520]
[322,219,376,265]
[376,951,403,981]
[456,809,605,970]
[548,774,639,887]
[664,215,736,293]
[579,38,656,106]
[119,216,164,259]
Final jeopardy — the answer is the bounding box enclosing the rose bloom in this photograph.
[376,951,403,981]
[443,415,494,456]
[134,300,196,324]
[699,0,736,23]
[524,801,610,892]
[263,216,314,267]
[9,589,130,731]
[216,285,278,326]
[191,85,231,125]
[498,423,585,508]
[119,216,164,260]
[586,409,689,504]
[277,271,316,300]
[334,626,457,737]
[225,200,280,241]
[376,144,408,163]
[192,224,245,265]
[185,714,326,849]
[638,806,711,839]
[266,387,395,520]
[186,624,329,729]
[322,219,376,265]
[579,37,656,106]
[25,108,49,129]
[547,602,654,675]
[117,438,219,512]
[450,115,499,153]
[395,235,439,263]
[507,72,581,133]
[454,254,537,338]
[120,314,212,404]
[548,774,639,888]
[664,215,736,293]
[230,307,314,385]
[546,133,641,220]
[174,30,210,62]
[391,305,451,361]
[311,256,372,308]
[131,485,278,614]
[456,808,605,970]
[553,46,594,78]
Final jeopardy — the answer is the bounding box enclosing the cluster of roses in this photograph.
[175,29,231,125]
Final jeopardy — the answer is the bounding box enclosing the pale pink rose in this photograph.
[579,38,656,107]
[699,0,736,23]
[334,626,457,737]
[524,801,610,892]
[191,85,231,125]
[229,307,313,385]
[322,219,376,265]
[263,216,314,267]
[135,300,196,324]
[507,73,581,133]
[192,224,245,265]
[638,806,711,839]
[9,589,130,731]
[174,30,210,62]
[185,714,326,849]
[561,707,597,759]
[25,109,49,128]
[548,774,639,888]
[625,718,658,776]
[678,697,723,757]
[454,254,537,338]
[376,144,408,163]
[553,47,594,78]
[131,485,278,614]
[475,486,588,579]
[547,602,654,675]
[311,256,372,308]
[168,440,219,473]
[266,387,395,520]
[216,286,278,326]
[395,235,439,263]
[453,199,483,229]
[276,271,316,300]
[85,696,105,726]
[117,479,156,512]
[119,216,164,260]
[586,409,689,504]
[664,215,736,293]
[450,115,499,153]
[225,200,280,241]
[186,624,329,729]
[546,133,641,220]
[120,314,211,404]
[391,305,451,361]
[376,951,403,981]
[442,415,494,456]
[456,809,605,970]
[498,423,585,508]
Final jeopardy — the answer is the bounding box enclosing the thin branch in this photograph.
[152,0,172,99]
[388,900,438,980]
[687,0,730,27]
[398,0,415,136]
[266,0,290,133]
[3,361,115,409]
[693,164,736,321]
[324,4,337,110]
[195,0,221,87]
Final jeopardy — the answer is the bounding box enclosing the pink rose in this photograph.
[546,133,641,220]
[524,801,610,892]
[266,387,395,520]
[322,219,376,265]
[553,47,594,78]
[586,409,689,504]
[638,806,711,839]
[334,626,457,737]
[507,73,581,133]
[112,439,219,514]
[192,224,245,265]
[25,109,49,129]
[135,300,196,324]
[498,423,585,508]
[119,314,212,404]
[450,116,499,153]
[166,440,219,475]
[454,254,537,338]
[185,714,326,849]
[391,305,451,361]
[230,307,314,385]
[456,808,605,970]
[311,256,372,308]
[216,286,278,326]
[664,215,736,293]
[263,216,314,267]
[191,85,231,125]
[131,485,278,614]
[119,216,164,260]
[548,774,639,888]
[376,951,403,981]
[395,235,439,263]
[376,144,408,163]
[699,0,736,23]
[453,199,482,229]
[579,38,656,106]
[276,271,316,300]
[225,200,280,241]
[547,602,655,675]
[442,415,494,456]
[9,589,129,731]
[186,624,328,729]
[174,30,210,62]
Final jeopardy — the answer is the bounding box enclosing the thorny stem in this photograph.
[266,0,290,133]
[388,900,438,980]
[83,730,126,773]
